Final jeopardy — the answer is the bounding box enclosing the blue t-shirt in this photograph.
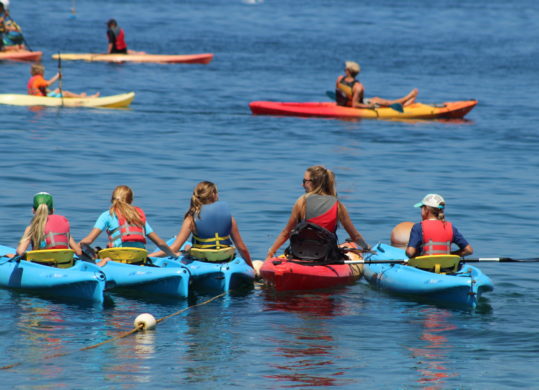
[408,221,469,254]
[94,210,154,248]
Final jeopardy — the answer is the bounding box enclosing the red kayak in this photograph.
[52,52,213,64]
[249,100,477,120]
[260,243,363,291]
[0,50,43,62]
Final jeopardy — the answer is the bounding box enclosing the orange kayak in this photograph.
[0,50,43,62]
[52,53,213,64]
[249,100,477,120]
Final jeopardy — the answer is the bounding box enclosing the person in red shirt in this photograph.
[27,64,99,98]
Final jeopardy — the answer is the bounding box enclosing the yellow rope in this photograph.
[0,292,227,370]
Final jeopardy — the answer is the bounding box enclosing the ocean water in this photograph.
[0,0,538,388]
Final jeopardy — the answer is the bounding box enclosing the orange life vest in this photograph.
[27,75,48,96]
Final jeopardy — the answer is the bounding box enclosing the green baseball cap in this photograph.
[33,192,54,212]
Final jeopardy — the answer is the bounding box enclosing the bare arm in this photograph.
[351,82,375,109]
[230,217,253,268]
[79,228,103,246]
[46,73,60,87]
[149,217,192,257]
[69,236,82,256]
[405,246,417,258]
[452,244,473,257]
[338,202,370,250]
[16,226,32,256]
[147,231,176,258]
[266,197,304,259]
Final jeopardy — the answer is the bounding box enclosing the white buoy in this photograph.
[134,313,157,330]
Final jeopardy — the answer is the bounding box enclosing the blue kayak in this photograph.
[98,257,190,299]
[164,239,255,294]
[178,254,255,294]
[362,243,494,308]
[0,245,106,303]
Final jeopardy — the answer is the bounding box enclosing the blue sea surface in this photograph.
[1,0,539,388]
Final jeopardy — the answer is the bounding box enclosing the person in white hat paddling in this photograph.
[335,61,418,109]
[405,194,473,259]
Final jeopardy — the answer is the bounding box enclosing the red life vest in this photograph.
[43,215,71,249]
[107,207,147,247]
[114,28,127,51]
[421,220,453,255]
[306,200,338,233]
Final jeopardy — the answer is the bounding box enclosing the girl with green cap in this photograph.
[15,192,82,256]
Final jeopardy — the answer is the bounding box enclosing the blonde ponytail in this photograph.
[306,165,337,196]
[109,185,143,226]
[21,203,49,249]
[184,181,218,219]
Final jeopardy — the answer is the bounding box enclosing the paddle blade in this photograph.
[326,91,337,101]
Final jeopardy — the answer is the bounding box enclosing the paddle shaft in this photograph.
[57,52,64,106]
[343,257,539,265]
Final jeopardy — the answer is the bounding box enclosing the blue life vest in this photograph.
[192,201,233,249]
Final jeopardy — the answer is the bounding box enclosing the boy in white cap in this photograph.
[335,60,418,109]
[405,194,473,259]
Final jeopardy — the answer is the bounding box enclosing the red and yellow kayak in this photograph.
[260,243,363,291]
[249,100,477,120]
[52,53,213,64]
[0,50,43,62]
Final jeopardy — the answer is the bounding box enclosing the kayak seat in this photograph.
[286,221,346,263]
[25,249,75,268]
[189,246,235,262]
[408,254,461,274]
[97,247,148,265]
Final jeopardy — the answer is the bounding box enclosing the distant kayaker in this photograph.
[79,185,176,257]
[148,181,254,268]
[265,165,371,261]
[335,61,418,109]
[0,2,6,51]
[12,192,82,257]
[106,19,128,54]
[405,194,473,258]
[27,64,100,98]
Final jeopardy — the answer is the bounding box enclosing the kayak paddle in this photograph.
[57,51,64,106]
[325,91,404,113]
[342,257,539,265]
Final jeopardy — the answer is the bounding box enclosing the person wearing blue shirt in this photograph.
[406,193,473,259]
[80,185,175,257]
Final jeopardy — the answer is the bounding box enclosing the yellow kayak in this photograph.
[0,92,135,108]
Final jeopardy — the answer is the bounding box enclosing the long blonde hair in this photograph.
[184,181,218,219]
[306,165,337,196]
[21,203,50,249]
[109,185,143,226]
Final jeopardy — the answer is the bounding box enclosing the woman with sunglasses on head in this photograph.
[405,193,473,259]
[265,165,370,260]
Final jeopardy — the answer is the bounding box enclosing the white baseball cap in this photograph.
[414,193,445,209]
